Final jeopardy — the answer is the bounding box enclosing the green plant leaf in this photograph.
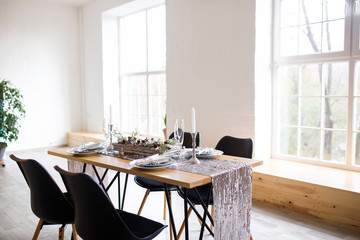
[0,79,25,145]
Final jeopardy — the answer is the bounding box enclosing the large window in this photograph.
[118,5,166,137]
[273,0,360,170]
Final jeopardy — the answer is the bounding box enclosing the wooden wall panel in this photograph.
[253,172,360,231]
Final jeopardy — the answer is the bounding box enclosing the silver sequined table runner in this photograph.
[169,158,252,240]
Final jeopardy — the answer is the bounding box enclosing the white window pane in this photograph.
[299,0,322,25]
[139,96,147,115]
[353,97,360,131]
[148,5,166,71]
[301,97,321,127]
[149,74,166,96]
[149,96,160,115]
[129,96,138,114]
[121,77,130,96]
[120,12,147,73]
[300,64,321,96]
[300,128,320,159]
[323,97,347,130]
[280,0,299,28]
[354,62,360,96]
[353,133,360,166]
[138,114,147,133]
[322,62,348,96]
[149,115,161,136]
[324,0,346,21]
[323,130,346,163]
[279,126,298,155]
[119,6,166,137]
[138,76,147,96]
[280,27,298,56]
[278,96,298,125]
[322,20,345,53]
[277,65,298,96]
[299,23,322,55]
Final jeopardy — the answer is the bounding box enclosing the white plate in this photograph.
[67,149,100,157]
[129,157,174,169]
[197,149,223,158]
[184,148,223,159]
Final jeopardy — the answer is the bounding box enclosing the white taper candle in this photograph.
[191,107,196,133]
[109,105,112,125]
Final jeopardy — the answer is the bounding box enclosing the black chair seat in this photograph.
[55,166,167,240]
[10,154,77,239]
[134,177,177,191]
[178,184,213,205]
[116,209,165,238]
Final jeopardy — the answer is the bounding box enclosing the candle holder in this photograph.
[189,132,200,164]
[107,124,114,151]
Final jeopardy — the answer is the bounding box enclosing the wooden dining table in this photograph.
[48,147,263,240]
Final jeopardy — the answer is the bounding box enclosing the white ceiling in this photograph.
[47,0,93,6]
[17,0,94,6]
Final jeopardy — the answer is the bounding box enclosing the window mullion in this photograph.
[297,66,302,157]
[347,60,355,167]
[146,9,150,135]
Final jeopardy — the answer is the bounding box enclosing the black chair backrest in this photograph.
[169,131,200,148]
[215,136,253,158]
[10,154,74,224]
[55,166,138,240]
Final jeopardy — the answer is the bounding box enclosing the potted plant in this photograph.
[0,79,25,166]
[162,114,167,140]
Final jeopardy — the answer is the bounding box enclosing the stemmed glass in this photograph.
[174,119,185,155]
[101,118,114,154]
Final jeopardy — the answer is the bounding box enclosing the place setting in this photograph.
[67,142,106,156]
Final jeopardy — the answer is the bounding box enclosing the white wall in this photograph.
[82,0,256,148]
[0,0,82,150]
[166,0,255,147]
[81,0,133,132]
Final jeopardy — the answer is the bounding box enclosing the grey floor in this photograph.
[1,148,360,240]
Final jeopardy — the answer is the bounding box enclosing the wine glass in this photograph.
[101,118,114,153]
[174,119,185,153]
[102,118,109,139]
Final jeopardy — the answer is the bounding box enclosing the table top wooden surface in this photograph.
[48,147,263,189]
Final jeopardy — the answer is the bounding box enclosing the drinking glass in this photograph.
[101,118,114,154]
[174,119,185,151]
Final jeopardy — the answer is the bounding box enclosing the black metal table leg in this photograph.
[118,172,121,209]
[199,186,212,240]
[184,188,189,240]
[175,187,214,236]
[121,173,129,210]
[92,165,107,191]
[82,163,87,173]
[164,184,178,240]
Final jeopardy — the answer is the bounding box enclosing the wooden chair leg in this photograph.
[168,192,173,240]
[72,224,78,240]
[58,224,65,240]
[163,192,167,220]
[211,205,214,231]
[250,233,254,240]
[137,189,150,215]
[195,206,202,225]
[32,219,44,240]
[177,207,193,239]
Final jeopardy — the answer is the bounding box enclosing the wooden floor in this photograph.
[1,148,360,240]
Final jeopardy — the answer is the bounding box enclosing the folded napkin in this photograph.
[135,154,172,167]
[70,142,106,153]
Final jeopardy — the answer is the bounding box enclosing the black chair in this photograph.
[54,166,167,240]
[134,132,200,219]
[176,136,253,238]
[10,154,77,240]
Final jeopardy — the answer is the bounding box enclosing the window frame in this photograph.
[117,4,166,138]
[272,0,360,171]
